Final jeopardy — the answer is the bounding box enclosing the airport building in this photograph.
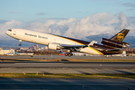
[0,48,15,55]
[17,53,34,56]
[73,51,127,56]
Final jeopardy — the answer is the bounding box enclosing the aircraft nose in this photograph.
[6,29,12,35]
[6,31,9,35]
[6,31,11,35]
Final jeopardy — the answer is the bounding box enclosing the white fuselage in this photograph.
[6,29,103,55]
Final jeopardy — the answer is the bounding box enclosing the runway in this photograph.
[0,62,135,68]
[0,55,135,90]
[0,55,135,73]
[1,55,135,60]
[0,62,135,74]
[0,78,135,90]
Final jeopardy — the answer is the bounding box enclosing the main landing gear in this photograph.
[65,52,73,57]
[65,49,73,57]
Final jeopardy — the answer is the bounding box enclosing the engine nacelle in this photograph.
[48,43,61,50]
[101,38,129,48]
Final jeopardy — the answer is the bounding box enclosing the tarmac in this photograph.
[0,55,135,74]
[0,78,135,90]
[1,55,135,59]
[0,55,135,90]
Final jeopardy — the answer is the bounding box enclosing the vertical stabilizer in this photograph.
[110,29,130,42]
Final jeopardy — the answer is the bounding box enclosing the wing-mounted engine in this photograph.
[48,43,61,50]
[101,38,130,48]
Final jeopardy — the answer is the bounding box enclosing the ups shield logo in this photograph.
[117,33,124,41]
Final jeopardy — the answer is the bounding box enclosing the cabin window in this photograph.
[13,33,16,35]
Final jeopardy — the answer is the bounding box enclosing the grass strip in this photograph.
[0,73,135,79]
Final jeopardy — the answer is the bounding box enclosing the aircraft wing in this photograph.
[60,44,86,49]
[60,40,97,49]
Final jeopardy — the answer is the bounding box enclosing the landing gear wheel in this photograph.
[68,53,73,57]
[19,44,21,46]
[19,40,22,46]
[65,52,73,57]
[65,53,68,56]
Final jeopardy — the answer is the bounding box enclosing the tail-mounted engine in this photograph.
[48,43,61,50]
[101,38,130,48]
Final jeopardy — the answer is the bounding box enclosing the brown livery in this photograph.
[53,29,130,55]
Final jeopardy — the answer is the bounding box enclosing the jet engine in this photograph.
[48,43,61,50]
[101,38,130,48]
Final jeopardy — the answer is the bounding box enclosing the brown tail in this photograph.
[101,29,130,48]
[110,29,130,42]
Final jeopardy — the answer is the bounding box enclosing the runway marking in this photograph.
[100,64,102,66]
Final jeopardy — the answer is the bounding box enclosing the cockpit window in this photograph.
[8,29,12,31]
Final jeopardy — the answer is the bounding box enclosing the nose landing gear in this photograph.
[19,40,22,46]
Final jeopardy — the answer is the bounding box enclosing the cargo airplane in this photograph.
[6,29,130,56]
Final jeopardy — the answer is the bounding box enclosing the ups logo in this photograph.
[117,33,124,41]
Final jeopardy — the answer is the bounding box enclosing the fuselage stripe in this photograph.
[51,34,104,55]
[89,47,104,55]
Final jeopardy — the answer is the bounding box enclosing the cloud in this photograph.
[1,12,135,41]
[122,3,135,12]
[0,20,8,24]
[122,3,135,7]
[63,13,118,39]
[36,13,46,16]
[127,9,135,11]
[0,20,23,40]
[27,13,119,39]
[8,12,21,14]
[118,12,128,30]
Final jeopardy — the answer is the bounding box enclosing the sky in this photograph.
[0,0,135,41]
